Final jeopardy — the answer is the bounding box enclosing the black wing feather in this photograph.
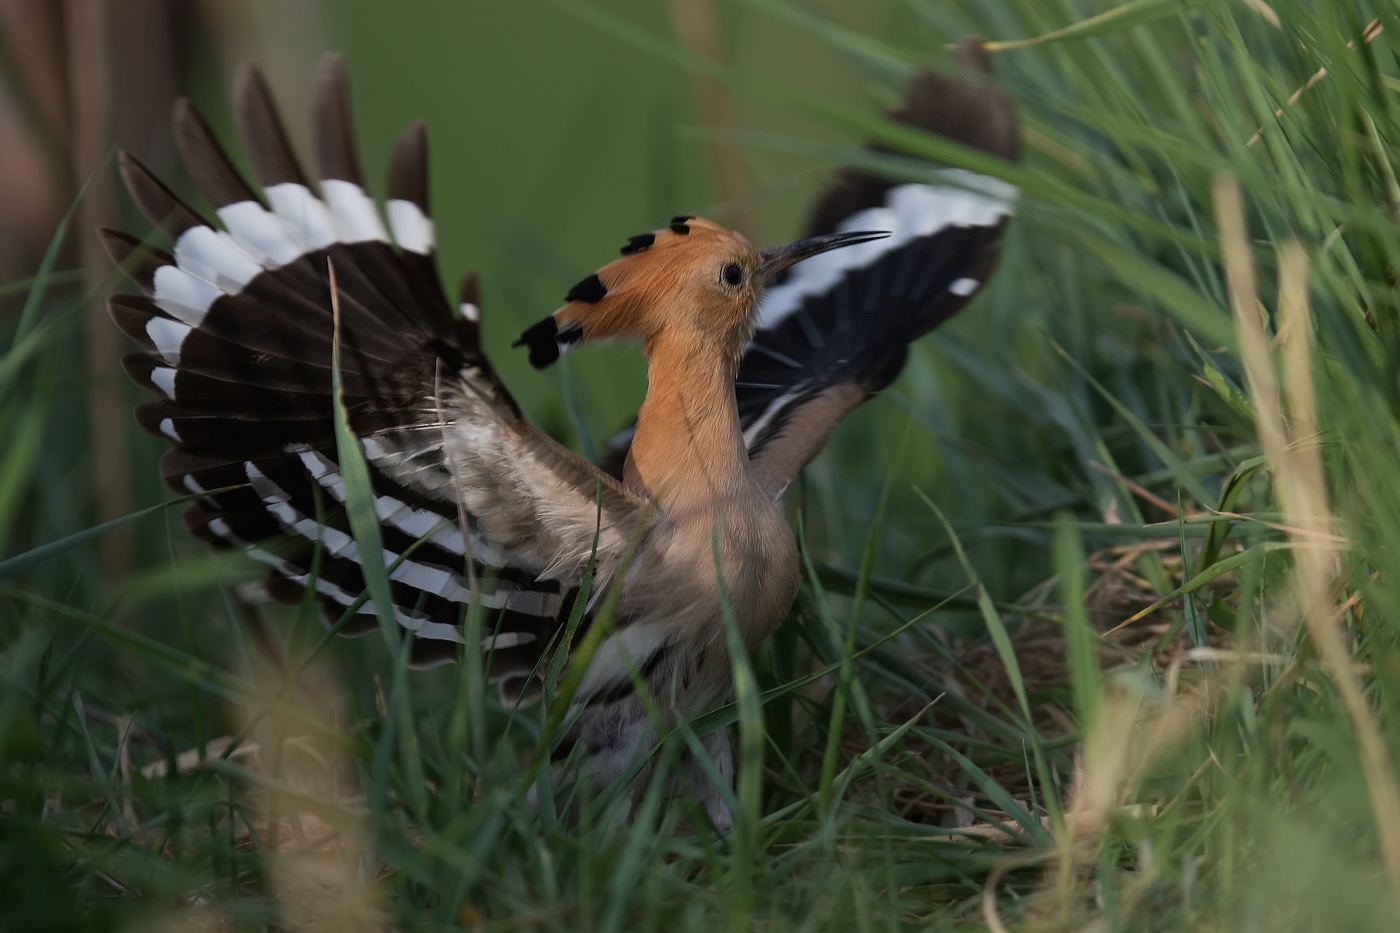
[107,58,573,671]
[738,40,1021,497]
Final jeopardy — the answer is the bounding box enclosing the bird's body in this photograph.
[433,305,796,823]
[104,46,1018,827]
[506,218,886,821]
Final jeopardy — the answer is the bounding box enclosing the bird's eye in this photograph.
[722,264,743,287]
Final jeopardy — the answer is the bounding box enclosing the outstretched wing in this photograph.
[106,58,645,675]
[739,40,1020,498]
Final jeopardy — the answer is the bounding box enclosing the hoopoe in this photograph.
[103,42,1018,827]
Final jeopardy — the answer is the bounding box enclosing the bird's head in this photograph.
[514,217,887,369]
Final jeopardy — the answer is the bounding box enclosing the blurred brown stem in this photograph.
[668,0,754,234]
[66,0,132,581]
[63,0,183,582]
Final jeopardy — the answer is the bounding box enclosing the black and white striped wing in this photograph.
[106,59,644,674]
[739,45,1020,499]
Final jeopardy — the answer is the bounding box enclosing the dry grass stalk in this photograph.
[140,632,378,930]
[1215,174,1400,895]
[1028,652,1238,926]
[139,733,335,781]
[1242,0,1281,28]
[245,658,380,932]
[1246,19,1383,147]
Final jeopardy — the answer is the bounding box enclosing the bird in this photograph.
[101,43,1018,828]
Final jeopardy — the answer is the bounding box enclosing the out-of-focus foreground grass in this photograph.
[2,1,1399,930]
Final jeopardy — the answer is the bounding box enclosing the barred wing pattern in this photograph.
[738,46,1020,498]
[106,60,645,674]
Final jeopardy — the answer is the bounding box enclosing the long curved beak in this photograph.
[758,229,890,280]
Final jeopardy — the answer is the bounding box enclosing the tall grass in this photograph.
[2,0,1399,929]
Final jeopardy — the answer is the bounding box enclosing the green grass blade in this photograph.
[326,258,399,646]
[0,495,206,582]
[1054,513,1101,737]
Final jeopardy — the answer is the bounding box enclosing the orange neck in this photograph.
[624,326,748,510]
